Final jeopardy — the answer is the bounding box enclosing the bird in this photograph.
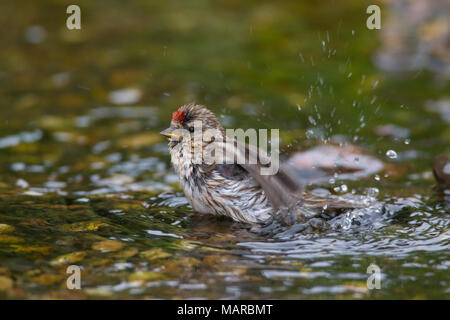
[160,103,366,226]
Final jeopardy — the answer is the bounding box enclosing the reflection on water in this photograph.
[0,0,448,299]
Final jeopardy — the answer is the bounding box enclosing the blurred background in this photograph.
[0,0,448,299]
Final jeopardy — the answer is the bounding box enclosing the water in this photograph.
[0,0,448,299]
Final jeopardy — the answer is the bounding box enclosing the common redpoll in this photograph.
[161,104,363,225]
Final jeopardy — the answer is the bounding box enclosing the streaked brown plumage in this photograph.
[161,103,364,225]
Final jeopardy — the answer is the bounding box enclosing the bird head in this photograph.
[160,103,225,154]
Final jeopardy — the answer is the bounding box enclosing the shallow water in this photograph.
[0,0,449,299]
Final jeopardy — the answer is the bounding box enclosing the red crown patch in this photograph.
[172,108,185,123]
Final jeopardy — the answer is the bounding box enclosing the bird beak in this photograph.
[160,128,182,140]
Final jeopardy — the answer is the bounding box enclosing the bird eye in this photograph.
[188,126,194,133]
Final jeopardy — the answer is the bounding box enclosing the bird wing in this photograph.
[211,138,303,210]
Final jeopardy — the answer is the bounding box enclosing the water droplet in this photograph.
[372,80,379,88]
[370,96,377,104]
[365,187,379,197]
[374,175,380,181]
[386,150,398,159]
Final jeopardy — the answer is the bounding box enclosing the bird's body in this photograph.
[161,103,364,225]
[175,160,273,223]
[166,106,279,223]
